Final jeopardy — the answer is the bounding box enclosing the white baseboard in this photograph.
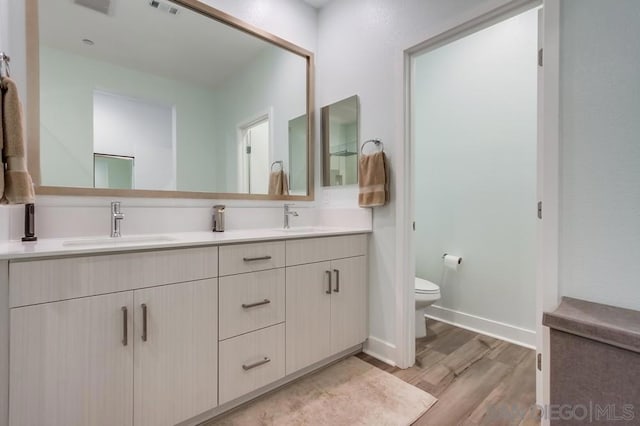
[426,305,536,349]
[363,336,397,367]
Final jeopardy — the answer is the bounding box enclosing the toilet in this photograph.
[415,277,441,338]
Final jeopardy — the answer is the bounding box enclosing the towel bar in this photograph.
[271,160,283,172]
[361,139,384,154]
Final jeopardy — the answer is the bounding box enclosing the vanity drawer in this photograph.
[218,323,285,404]
[219,268,285,340]
[9,246,218,307]
[285,234,367,266]
[219,241,285,276]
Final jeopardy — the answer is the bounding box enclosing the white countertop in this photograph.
[0,226,372,260]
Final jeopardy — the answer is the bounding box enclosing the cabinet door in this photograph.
[134,279,217,426]
[285,262,332,374]
[10,292,134,426]
[330,256,367,353]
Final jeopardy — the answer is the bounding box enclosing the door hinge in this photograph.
[537,353,542,371]
[246,146,251,154]
[412,221,416,231]
[537,201,542,219]
[538,48,543,67]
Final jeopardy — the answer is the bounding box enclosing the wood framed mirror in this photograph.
[25,0,314,200]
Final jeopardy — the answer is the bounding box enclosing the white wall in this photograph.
[39,46,222,192]
[0,0,7,52]
[213,47,307,193]
[317,0,522,363]
[559,0,640,311]
[0,0,318,241]
[414,9,537,336]
[93,91,175,191]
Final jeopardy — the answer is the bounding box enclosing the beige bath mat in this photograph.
[206,356,437,425]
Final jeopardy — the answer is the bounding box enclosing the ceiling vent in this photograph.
[73,0,112,15]
[149,0,180,16]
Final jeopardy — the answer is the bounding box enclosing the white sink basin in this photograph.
[63,235,176,247]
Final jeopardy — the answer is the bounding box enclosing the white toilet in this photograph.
[415,277,441,338]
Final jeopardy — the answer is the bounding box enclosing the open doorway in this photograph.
[238,116,270,194]
[401,2,544,422]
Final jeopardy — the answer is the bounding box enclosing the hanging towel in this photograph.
[358,151,388,207]
[268,170,290,196]
[1,76,35,204]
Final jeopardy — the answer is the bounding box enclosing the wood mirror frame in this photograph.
[25,0,314,201]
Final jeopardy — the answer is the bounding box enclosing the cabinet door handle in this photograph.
[333,269,340,293]
[243,255,272,262]
[242,299,271,309]
[121,306,128,346]
[325,270,332,294]
[242,357,271,371]
[141,303,148,342]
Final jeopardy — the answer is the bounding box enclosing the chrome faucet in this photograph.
[111,201,125,237]
[283,203,298,229]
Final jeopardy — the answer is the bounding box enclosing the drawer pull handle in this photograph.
[242,357,271,371]
[333,269,340,293]
[325,270,332,295]
[243,255,272,262]
[242,299,271,309]
[141,303,148,342]
[121,306,128,346]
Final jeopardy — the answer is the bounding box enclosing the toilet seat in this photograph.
[415,277,440,294]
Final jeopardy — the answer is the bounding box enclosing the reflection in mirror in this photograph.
[322,95,359,186]
[288,114,308,194]
[94,154,134,190]
[32,0,312,198]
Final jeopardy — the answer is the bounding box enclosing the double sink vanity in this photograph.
[0,225,370,426]
[3,0,372,424]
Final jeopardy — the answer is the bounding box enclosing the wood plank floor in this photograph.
[357,320,540,426]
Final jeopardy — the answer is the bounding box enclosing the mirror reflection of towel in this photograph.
[268,170,289,196]
[358,151,388,207]
[1,76,35,204]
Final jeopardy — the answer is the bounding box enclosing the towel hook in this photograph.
[0,51,10,79]
[361,139,384,154]
[271,160,283,172]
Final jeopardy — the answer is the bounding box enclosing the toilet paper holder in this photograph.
[442,253,462,264]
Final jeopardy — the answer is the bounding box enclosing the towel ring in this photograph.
[361,139,384,154]
[271,160,283,172]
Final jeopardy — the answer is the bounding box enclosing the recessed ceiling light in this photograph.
[82,38,95,46]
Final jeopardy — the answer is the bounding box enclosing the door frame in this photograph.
[399,0,558,414]
[236,109,274,194]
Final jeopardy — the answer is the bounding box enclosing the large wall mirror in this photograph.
[321,95,359,186]
[26,0,314,200]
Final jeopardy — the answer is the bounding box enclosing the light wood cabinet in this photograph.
[330,256,368,354]
[219,241,285,276]
[285,262,333,373]
[286,251,367,374]
[133,279,218,426]
[9,247,218,308]
[219,323,285,404]
[219,269,285,340]
[10,292,134,426]
[4,233,368,426]
[9,279,218,426]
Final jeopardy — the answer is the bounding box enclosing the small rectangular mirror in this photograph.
[321,95,359,186]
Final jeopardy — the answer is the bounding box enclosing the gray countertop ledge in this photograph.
[543,297,640,354]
